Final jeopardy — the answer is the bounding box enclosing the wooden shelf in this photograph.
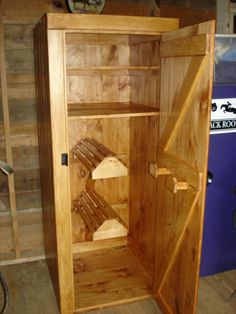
[72,137,128,179]
[68,102,159,119]
[67,66,159,76]
[73,246,152,312]
[74,190,128,241]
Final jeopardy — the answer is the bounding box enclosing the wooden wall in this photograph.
[0,0,159,263]
[160,0,216,27]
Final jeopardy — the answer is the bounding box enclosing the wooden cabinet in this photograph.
[34,14,215,314]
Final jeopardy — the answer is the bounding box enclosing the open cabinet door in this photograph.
[153,21,215,313]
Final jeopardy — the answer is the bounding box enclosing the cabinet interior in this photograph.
[65,32,160,311]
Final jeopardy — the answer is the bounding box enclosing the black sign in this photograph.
[210,119,236,131]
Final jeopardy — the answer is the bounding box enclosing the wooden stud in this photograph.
[0,4,20,259]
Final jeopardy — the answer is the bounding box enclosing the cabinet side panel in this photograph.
[129,116,159,276]
[33,20,60,304]
[47,30,74,314]
[129,40,160,276]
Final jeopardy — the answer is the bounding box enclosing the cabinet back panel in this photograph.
[130,40,160,108]
[65,33,130,46]
[68,118,129,243]
[130,75,159,108]
[66,44,130,68]
[66,37,160,104]
[130,41,159,67]
[67,75,130,104]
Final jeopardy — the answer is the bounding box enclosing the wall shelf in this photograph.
[74,190,128,241]
[68,102,159,119]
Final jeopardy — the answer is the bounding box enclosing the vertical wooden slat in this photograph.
[0,4,20,258]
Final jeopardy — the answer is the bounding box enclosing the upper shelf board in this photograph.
[68,102,159,119]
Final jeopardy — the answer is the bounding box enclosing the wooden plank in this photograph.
[160,4,215,28]
[0,3,20,258]
[67,66,159,76]
[74,200,96,234]
[160,34,209,57]
[0,208,44,259]
[0,254,45,266]
[155,189,200,291]
[73,246,152,311]
[4,24,34,50]
[46,14,179,34]
[65,33,130,46]
[161,20,216,42]
[129,34,161,45]
[34,20,69,313]
[7,74,35,85]
[47,29,74,314]
[159,56,207,150]
[72,237,127,254]
[0,123,38,149]
[129,116,159,278]
[68,103,159,119]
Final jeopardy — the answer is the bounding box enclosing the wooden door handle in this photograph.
[165,175,189,194]
[149,162,170,178]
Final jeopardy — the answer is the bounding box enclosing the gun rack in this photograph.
[74,190,128,241]
[72,138,128,180]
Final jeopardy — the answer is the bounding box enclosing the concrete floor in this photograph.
[0,260,236,314]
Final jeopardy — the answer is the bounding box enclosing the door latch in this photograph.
[61,153,68,166]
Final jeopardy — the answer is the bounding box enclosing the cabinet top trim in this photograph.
[40,13,179,35]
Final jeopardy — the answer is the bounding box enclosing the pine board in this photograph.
[73,246,152,312]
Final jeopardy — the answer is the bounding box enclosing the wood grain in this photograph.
[68,103,159,119]
[73,246,152,312]
[0,3,20,258]
[47,13,179,34]
[154,21,215,314]
[47,29,74,314]
[160,34,209,58]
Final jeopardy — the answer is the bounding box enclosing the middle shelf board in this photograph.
[68,102,159,119]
